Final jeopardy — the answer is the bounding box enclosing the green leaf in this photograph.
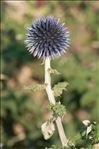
[53,82,68,97]
[48,68,60,75]
[50,102,66,117]
[24,83,47,92]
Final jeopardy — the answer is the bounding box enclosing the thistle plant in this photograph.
[25,16,99,149]
[25,16,70,148]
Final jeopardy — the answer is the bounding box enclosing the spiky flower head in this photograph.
[25,16,70,59]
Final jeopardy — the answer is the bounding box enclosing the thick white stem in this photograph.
[45,57,68,147]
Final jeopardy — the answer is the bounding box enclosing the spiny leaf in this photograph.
[53,82,68,97]
[24,83,47,92]
[50,102,66,117]
[48,68,60,75]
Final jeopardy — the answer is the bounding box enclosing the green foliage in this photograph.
[24,83,47,92]
[50,102,66,117]
[81,121,99,145]
[45,145,63,149]
[45,144,76,149]
[45,145,61,149]
[45,121,99,149]
[53,82,68,97]
[48,68,60,75]
[53,52,99,120]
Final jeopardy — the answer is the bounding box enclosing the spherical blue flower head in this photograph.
[25,16,70,59]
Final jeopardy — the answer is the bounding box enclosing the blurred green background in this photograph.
[1,1,99,149]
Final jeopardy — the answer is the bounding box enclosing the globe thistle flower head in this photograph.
[25,16,70,59]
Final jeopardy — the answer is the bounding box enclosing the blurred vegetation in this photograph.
[1,1,99,149]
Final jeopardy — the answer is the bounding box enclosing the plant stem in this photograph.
[45,57,68,147]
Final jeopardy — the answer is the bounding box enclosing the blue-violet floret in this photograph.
[25,16,70,59]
